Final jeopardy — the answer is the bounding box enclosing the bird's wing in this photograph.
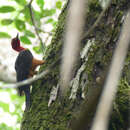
[15,50,33,95]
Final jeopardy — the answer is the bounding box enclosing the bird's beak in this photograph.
[16,33,19,39]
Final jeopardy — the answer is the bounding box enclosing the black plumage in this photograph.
[15,49,33,109]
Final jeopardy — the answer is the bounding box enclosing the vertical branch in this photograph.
[60,0,87,95]
[91,10,130,130]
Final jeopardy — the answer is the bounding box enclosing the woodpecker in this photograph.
[11,33,45,110]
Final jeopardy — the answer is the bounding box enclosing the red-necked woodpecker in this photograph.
[11,33,45,110]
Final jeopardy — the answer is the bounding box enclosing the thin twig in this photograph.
[28,0,45,52]
[38,28,52,35]
[91,10,130,130]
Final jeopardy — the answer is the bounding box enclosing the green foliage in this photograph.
[33,45,43,54]
[0,123,14,130]
[1,19,13,25]
[20,35,31,44]
[0,32,11,38]
[0,101,9,112]
[15,0,27,6]
[22,6,32,24]
[42,9,56,17]
[36,0,44,10]
[15,19,26,31]
[0,6,15,13]
[0,88,24,130]
[56,1,62,9]
[24,30,35,38]
[45,18,54,24]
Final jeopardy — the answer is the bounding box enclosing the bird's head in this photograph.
[11,33,25,52]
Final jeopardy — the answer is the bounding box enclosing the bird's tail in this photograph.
[24,88,31,110]
[17,85,31,110]
[17,87,24,96]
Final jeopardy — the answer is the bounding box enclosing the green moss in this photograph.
[109,78,130,130]
[89,0,102,12]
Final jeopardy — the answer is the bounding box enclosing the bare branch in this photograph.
[2,69,49,89]
[91,10,130,130]
[1,57,60,89]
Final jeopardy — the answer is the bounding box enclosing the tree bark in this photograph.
[21,0,130,130]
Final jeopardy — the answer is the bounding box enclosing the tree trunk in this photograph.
[21,0,130,130]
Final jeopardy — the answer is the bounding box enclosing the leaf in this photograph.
[0,32,11,38]
[0,123,12,130]
[15,0,27,6]
[36,0,44,10]
[32,9,42,27]
[33,10,42,21]
[45,18,54,24]
[20,35,31,44]
[52,21,57,28]
[25,30,35,38]
[42,9,56,17]
[56,1,62,9]
[1,19,13,25]
[0,6,15,13]
[0,101,9,112]
[22,7,32,24]
[15,19,26,31]
[33,46,42,54]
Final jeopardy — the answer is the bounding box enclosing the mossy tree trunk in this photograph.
[21,0,130,130]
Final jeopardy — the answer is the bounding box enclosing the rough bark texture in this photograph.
[21,0,130,130]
